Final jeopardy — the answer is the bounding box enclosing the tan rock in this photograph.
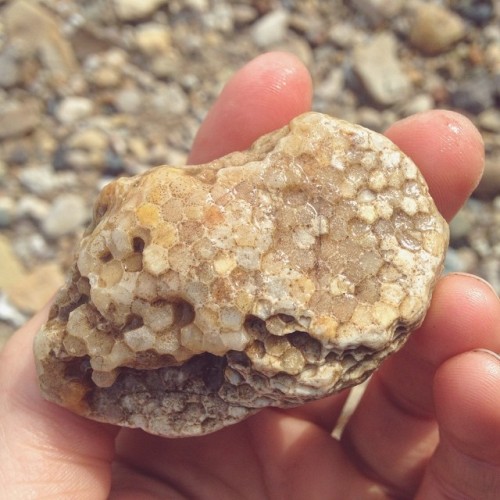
[34,113,448,437]
[0,235,25,288]
[0,99,41,140]
[4,0,78,83]
[409,4,466,55]
[7,263,64,314]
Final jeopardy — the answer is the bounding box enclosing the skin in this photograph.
[1,52,499,499]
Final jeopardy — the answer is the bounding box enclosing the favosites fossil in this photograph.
[35,113,448,437]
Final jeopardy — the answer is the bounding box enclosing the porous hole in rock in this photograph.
[100,248,113,263]
[132,236,145,253]
[123,313,144,332]
[181,352,228,392]
[243,314,269,339]
[286,331,323,363]
[172,299,195,327]
[64,355,92,382]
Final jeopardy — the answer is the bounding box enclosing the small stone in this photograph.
[134,23,172,57]
[88,65,122,89]
[409,4,466,55]
[35,113,448,438]
[113,0,168,22]
[474,157,500,199]
[152,83,189,117]
[0,48,21,88]
[450,74,495,114]
[450,0,495,25]
[444,247,477,274]
[250,9,289,47]
[399,94,434,117]
[449,207,473,242]
[0,197,15,227]
[0,235,25,289]
[68,128,109,152]
[328,22,363,49]
[478,109,500,133]
[41,193,89,238]
[350,0,404,26]
[353,33,411,106]
[6,263,64,314]
[114,88,143,114]
[4,0,78,83]
[0,99,41,139]
[56,97,94,125]
[15,196,50,223]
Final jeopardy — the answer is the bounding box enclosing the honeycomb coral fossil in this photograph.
[34,112,449,437]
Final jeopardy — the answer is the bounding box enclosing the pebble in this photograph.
[398,94,434,117]
[55,97,94,125]
[475,157,500,199]
[0,48,21,88]
[0,197,15,227]
[152,83,189,117]
[450,0,495,25]
[350,0,404,26]
[449,206,474,241]
[113,0,169,22]
[15,196,50,223]
[478,109,500,133]
[0,100,42,139]
[450,74,496,114]
[18,166,78,195]
[409,4,466,55]
[445,246,478,274]
[113,88,145,114]
[4,0,78,83]
[6,263,63,314]
[41,193,89,238]
[250,9,289,47]
[134,23,172,56]
[353,32,411,106]
[0,236,25,289]
[68,128,109,152]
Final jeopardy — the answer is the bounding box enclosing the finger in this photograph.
[385,110,484,221]
[416,350,500,499]
[188,51,312,164]
[0,304,117,498]
[341,274,500,497]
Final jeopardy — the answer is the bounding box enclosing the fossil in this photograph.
[34,112,449,437]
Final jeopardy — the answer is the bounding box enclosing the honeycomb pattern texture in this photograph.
[34,112,449,437]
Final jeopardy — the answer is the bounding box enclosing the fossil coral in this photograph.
[35,112,448,436]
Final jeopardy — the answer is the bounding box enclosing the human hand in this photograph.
[1,52,499,499]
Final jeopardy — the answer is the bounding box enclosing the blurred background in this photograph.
[0,0,499,348]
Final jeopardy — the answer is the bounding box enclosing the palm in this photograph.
[2,53,500,500]
[111,400,351,499]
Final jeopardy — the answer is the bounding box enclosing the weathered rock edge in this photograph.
[34,112,449,437]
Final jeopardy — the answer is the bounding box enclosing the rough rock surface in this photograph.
[34,112,448,437]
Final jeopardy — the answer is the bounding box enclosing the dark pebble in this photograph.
[450,0,494,25]
[450,74,495,114]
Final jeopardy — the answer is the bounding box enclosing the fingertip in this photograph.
[385,110,484,221]
[188,51,312,164]
[407,273,500,365]
[433,349,500,461]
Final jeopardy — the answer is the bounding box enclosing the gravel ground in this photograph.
[0,0,499,349]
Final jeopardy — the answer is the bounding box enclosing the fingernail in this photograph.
[474,349,500,363]
[447,272,498,298]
